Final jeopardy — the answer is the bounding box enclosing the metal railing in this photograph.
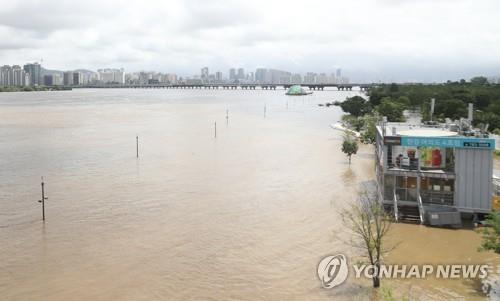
[417,194,425,224]
[393,190,399,222]
[420,190,454,206]
[387,157,419,170]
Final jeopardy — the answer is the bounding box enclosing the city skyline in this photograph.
[1,61,353,86]
[1,0,500,82]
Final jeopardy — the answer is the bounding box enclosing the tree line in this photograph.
[337,76,500,141]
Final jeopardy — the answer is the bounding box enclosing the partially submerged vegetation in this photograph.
[479,211,500,254]
[0,86,71,92]
[341,190,393,288]
[341,131,359,164]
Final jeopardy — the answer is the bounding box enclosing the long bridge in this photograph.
[73,83,374,91]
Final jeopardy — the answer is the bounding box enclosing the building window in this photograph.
[420,178,454,205]
[395,176,418,202]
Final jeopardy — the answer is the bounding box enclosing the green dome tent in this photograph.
[286,85,310,95]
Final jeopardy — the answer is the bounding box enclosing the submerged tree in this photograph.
[342,131,358,164]
[479,211,500,254]
[340,96,372,117]
[341,191,393,288]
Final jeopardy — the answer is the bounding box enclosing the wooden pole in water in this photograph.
[226,109,229,125]
[38,177,47,221]
[214,121,217,138]
[136,135,139,158]
[264,105,267,118]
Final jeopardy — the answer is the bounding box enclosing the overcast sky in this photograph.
[0,0,499,82]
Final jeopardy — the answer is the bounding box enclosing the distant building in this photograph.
[237,68,245,80]
[317,73,328,84]
[0,65,13,86]
[303,72,317,84]
[98,68,125,84]
[43,75,54,86]
[266,69,290,84]
[336,68,341,78]
[53,74,63,85]
[255,68,267,83]
[291,73,302,84]
[12,65,25,86]
[23,63,42,86]
[0,65,29,86]
[201,67,209,82]
[215,71,223,82]
[73,72,82,85]
[63,71,74,85]
[247,72,254,82]
[229,68,236,81]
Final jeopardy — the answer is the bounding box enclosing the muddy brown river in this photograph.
[0,89,497,300]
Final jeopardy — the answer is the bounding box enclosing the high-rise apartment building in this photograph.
[0,65,13,86]
[23,63,42,86]
[1,65,29,86]
[215,71,223,82]
[63,71,74,85]
[229,68,236,81]
[237,68,245,80]
[98,68,125,84]
[201,67,209,81]
[73,72,82,85]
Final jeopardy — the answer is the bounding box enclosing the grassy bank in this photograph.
[0,86,72,92]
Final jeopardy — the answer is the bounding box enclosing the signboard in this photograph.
[400,136,495,150]
[384,136,401,145]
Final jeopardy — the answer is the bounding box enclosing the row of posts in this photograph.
[36,102,280,220]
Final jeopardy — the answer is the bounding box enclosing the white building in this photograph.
[98,68,125,84]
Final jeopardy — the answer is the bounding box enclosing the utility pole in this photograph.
[38,177,48,221]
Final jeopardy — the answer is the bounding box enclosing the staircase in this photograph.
[397,205,422,223]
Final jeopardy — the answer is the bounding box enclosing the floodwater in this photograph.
[0,88,371,300]
[0,89,497,301]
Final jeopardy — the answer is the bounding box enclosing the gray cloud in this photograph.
[0,0,499,82]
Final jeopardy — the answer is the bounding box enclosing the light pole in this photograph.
[38,177,48,221]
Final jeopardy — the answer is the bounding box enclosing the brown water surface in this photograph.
[0,89,371,300]
[1,89,497,300]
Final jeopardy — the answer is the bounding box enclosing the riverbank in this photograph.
[0,86,72,92]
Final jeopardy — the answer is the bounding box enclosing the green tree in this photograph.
[342,132,359,164]
[389,83,399,93]
[488,102,500,115]
[479,212,500,254]
[340,96,371,117]
[376,98,405,122]
[395,96,410,107]
[470,76,488,85]
[341,115,365,132]
[361,115,378,144]
[474,112,500,133]
[434,99,467,120]
[368,90,384,107]
[474,92,491,109]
